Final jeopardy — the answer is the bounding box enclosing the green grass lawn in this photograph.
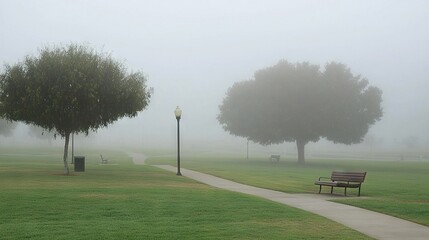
[0,148,370,240]
[146,151,429,227]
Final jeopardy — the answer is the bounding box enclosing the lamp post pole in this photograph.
[175,106,182,176]
[247,140,249,160]
[71,133,74,164]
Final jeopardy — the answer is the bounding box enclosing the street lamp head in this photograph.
[174,106,182,119]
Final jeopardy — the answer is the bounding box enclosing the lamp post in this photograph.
[247,140,249,160]
[71,133,74,164]
[174,106,182,176]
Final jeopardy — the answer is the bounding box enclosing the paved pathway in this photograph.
[128,153,429,240]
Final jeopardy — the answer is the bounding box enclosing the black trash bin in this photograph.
[74,156,85,172]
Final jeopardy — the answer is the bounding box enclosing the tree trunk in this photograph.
[63,133,70,175]
[296,139,306,164]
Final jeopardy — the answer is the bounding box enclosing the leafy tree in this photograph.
[218,60,383,164]
[0,44,151,174]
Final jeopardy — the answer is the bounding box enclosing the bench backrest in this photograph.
[331,171,366,182]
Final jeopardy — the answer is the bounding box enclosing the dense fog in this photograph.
[1,1,428,157]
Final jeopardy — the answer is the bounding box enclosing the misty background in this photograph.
[1,0,428,157]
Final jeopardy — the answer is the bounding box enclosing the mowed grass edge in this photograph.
[0,148,370,240]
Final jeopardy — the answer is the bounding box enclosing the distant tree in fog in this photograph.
[218,60,383,164]
[27,124,94,145]
[362,134,384,151]
[0,44,152,174]
[402,136,419,149]
[28,125,56,143]
[0,118,17,137]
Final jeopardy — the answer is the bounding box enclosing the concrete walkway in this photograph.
[128,153,429,239]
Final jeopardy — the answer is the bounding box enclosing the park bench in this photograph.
[269,154,280,162]
[314,171,367,196]
[100,154,108,164]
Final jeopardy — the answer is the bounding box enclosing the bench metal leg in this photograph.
[358,186,361,197]
[344,187,347,196]
[330,186,333,194]
[319,185,322,194]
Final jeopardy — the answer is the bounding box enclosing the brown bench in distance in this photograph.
[314,171,367,196]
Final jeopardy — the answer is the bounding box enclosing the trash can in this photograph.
[74,156,85,172]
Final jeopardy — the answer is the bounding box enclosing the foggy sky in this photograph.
[1,0,428,151]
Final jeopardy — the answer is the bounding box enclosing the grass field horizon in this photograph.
[0,147,371,240]
[2,146,428,239]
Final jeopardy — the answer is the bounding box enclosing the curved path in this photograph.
[128,153,429,240]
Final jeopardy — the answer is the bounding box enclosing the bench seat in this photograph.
[314,181,337,186]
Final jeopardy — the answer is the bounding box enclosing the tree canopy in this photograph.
[218,60,383,163]
[0,44,152,173]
